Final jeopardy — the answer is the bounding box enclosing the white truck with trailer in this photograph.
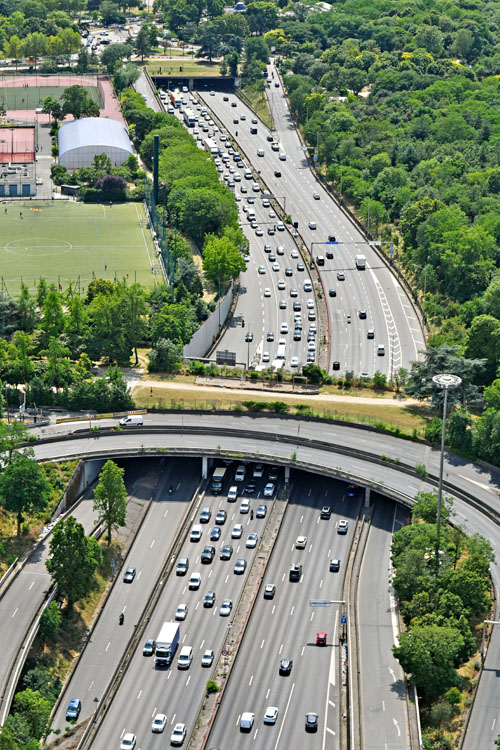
[155,622,180,667]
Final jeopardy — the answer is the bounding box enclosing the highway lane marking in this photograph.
[163,508,168,517]
[200,639,204,650]
[310,611,315,621]
[186,676,191,687]
[319,579,323,589]
[249,674,254,686]
[492,718,496,731]
[170,712,175,723]
[208,569,213,578]
[290,606,294,616]
[301,645,305,656]
[392,717,401,736]
[105,642,110,652]
[225,574,229,583]
[274,681,295,749]
[281,572,286,581]
[326,727,336,736]
[150,539,155,549]
[300,514,304,523]
[195,602,200,611]
[28,581,34,591]
[382,700,385,710]
[279,643,284,654]
[136,690,142,700]
[457,474,492,491]
[266,688,271,699]
[261,639,265,649]
[88,681,94,692]
[152,707,157,717]
[329,700,335,708]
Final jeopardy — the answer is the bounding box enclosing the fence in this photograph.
[183,282,233,359]
[143,179,175,283]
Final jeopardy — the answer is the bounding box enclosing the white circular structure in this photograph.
[58,117,133,169]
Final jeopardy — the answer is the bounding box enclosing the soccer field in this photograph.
[0,201,160,297]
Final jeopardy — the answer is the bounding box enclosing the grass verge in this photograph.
[240,86,272,128]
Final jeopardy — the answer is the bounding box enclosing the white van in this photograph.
[247,209,256,221]
[190,524,203,542]
[257,148,265,157]
[227,486,238,502]
[119,414,143,427]
[177,646,193,669]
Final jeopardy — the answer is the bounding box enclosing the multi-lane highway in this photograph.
[196,68,425,376]
[208,473,359,748]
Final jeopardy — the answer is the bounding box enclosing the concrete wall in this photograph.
[52,458,105,518]
[183,282,233,359]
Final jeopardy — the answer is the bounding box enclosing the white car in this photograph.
[188,573,201,590]
[277,221,285,231]
[264,706,279,725]
[219,599,233,616]
[307,299,314,309]
[280,323,288,334]
[120,734,136,750]
[296,535,307,549]
[263,482,275,497]
[308,341,316,351]
[291,248,299,258]
[232,523,243,538]
[246,533,258,548]
[278,280,286,290]
[175,603,188,620]
[272,262,279,271]
[279,300,287,309]
[255,227,263,236]
[170,723,186,746]
[240,499,250,514]
[290,357,299,368]
[264,287,271,297]
[201,649,214,666]
[262,352,270,363]
[262,198,270,207]
[152,714,167,733]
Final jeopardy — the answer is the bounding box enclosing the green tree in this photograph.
[22,32,47,69]
[0,455,51,536]
[179,188,237,243]
[411,490,453,525]
[61,85,99,119]
[196,21,221,62]
[482,276,500,320]
[40,283,64,339]
[246,1,278,35]
[405,345,484,409]
[121,283,148,366]
[93,460,127,544]
[464,314,500,384]
[203,235,246,286]
[46,515,102,610]
[42,337,73,390]
[56,27,81,65]
[18,284,36,333]
[101,42,133,73]
[0,420,32,467]
[134,23,156,61]
[12,690,51,740]
[484,379,500,410]
[148,338,183,372]
[39,601,61,642]
[393,624,463,699]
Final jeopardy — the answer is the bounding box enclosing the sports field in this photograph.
[0,85,99,110]
[0,201,160,296]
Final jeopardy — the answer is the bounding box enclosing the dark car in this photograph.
[332,361,340,370]
[305,712,319,732]
[289,563,302,581]
[330,559,341,572]
[285,267,293,276]
[143,639,156,656]
[321,506,331,519]
[326,250,334,259]
[274,170,281,177]
[245,332,253,342]
[264,583,276,599]
[329,289,336,297]
[279,658,293,675]
[201,545,216,563]
[267,134,274,141]
[347,484,357,497]
[210,526,221,541]
[65,698,81,722]
[297,262,305,271]
[220,544,233,560]
[359,310,367,319]
[223,95,229,101]
[233,118,239,124]
[294,330,301,341]
[231,101,237,107]
[123,567,136,583]
[204,591,216,607]
[245,482,257,494]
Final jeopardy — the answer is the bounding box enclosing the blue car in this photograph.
[347,484,357,497]
[210,526,221,541]
[66,698,81,721]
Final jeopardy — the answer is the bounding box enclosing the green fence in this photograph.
[143,179,176,283]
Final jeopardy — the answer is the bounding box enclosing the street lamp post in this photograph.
[431,373,462,572]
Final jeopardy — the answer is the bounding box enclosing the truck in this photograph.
[204,138,219,156]
[183,107,196,127]
[211,466,226,494]
[155,622,180,667]
[355,254,366,270]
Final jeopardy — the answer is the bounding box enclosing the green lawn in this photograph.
[0,85,99,110]
[147,60,220,76]
[0,201,159,296]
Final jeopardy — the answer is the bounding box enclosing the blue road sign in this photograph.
[325,241,338,245]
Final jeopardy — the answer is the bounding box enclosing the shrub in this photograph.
[206,680,219,694]
[444,687,461,705]
[425,417,443,444]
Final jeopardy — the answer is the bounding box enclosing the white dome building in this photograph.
[58,117,133,169]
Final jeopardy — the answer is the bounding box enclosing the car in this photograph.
[255,227,263,236]
[223,95,229,101]
[120,733,136,749]
[276,245,285,255]
[200,506,212,523]
[306,299,314,309]
[201,545,215,563]
[280,322,288,334]
[176,557,189,575]
[338,519,349,534]
[264,706,279,725]
[240,712,255,732]
[201,649,214,666]
[175,603,188,620]
[290,357,299,368]
[170,723,186,746]
[208,525,220,541]
[231,101,237,107]
[329,288,336,297]
[272,262,279,272]
[152,713,167,733]
[277,221,285,231]
[123,567,136,583]
[304,281,312,292]
[308,221,316,230]
[289,563,302,581]
[204,591,216,607]
[233,118,239,124]
[219,598,233,616]
[347,484,357,496]
[278,280,286,290]
[264,243,272,253]
[290,287,298,297]
[279,658,293,675]
[330,558,341,572]
[326,249,334,259]
[143,639,156,656]
[266,134,274,142]
[297,262,304,272]
[275,81,280,87]
[210,90,215,95]
[240,499,250,513]
[220,544,233,560]
[262,350,270,362]
[264,287,271,297]
[244,482,257,494]
[264,583,276,598]
[267,226,275,235]
[245,332,253,342]
[321,505,331,519]
[337,271,345,280]
[268,468,277,480]
[296,535,307,549]
[378,344,385,356]
[252,183,261,192]
[313,192,320,200]
[263,482,275,497]
[258,265,265,274]
[307,352,315,362]
[65,698,81,721]
[305,712,319,732]
[189,572,201,589]
[291,248,299,258]
[234,558,247,574]
[256,504,267,518]
[253,463,264,478]
[232,523,243,538]
[308,340,316,352]
[279,299,287,309]
[246,533,258,548]
[359,310,367,319]
[240,114,246,120]
[240,185,248,193]
[294,330,301,341]
[215,509,227,525]
[251,117,258,123]
[274,170,281,177]
[367,329,375,339]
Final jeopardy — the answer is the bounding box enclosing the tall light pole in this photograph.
[431,373,462,572]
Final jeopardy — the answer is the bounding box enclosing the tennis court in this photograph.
[0,84,99,111]
[0,201,160,296]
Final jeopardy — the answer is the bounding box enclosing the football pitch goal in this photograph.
[0,201,160,297]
